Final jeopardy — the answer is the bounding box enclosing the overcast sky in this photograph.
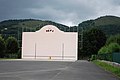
[0,0,120,26]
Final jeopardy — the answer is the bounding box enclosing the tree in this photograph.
[6,37,19,54]
[107,43,120,53]
[0,36,6,58]
[79,28,106,59]
[106,34,120,45]
[98,46,111,54]
[98,43,120,54]
[98,46,110,54]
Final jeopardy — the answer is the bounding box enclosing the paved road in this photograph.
[0,60,119,80]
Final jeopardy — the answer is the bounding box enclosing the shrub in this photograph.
[98,46,111,54]
[98,43,120,54]
[97,54,112,61]
[90,55,97,61]
[107,43,120,53]
[98,43,120,61]
[106,34,120,45]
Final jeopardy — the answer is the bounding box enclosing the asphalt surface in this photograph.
[0,60,119,80]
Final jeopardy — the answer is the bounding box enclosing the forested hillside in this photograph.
[78,16,120,36]
[0,15,120,47]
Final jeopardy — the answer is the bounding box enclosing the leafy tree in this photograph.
[107,43,120,53]
[79,28,106,59]
[106,34,120,45]
[0,36,6,58]
[98,43,120,54]
[98,46,111,54]
[6,37,19,54]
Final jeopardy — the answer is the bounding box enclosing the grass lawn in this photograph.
[93,60,120,77]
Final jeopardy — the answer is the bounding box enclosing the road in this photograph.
[0,60,119,80]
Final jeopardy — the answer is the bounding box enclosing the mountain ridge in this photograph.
[0,15,120,39]
[78,15,120,36]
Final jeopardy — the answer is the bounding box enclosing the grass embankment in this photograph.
[93,60,120,77]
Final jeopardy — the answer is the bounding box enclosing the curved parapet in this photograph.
[36,25,63,33]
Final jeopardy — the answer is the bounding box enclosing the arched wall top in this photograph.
[36,25,63,33]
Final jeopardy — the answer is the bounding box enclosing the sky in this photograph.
[0,0,120,26]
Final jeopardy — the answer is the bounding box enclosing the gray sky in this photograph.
[0,0,120,26]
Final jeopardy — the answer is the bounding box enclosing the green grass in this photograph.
[0,58,18,60]
[93,60,120,77]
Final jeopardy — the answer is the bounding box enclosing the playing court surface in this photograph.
[0,60,119,80]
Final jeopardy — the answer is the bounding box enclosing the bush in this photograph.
[98,43,120,54]
[98,43,120,61]
[98,46,111,54]
[90,55,97,61]
[0,36,6,58]
[106,34,120,45]
[107,43,120,53]
[97,54,112,61]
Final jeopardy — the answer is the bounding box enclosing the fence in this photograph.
[97,53,120,64]
[113,53,120,64]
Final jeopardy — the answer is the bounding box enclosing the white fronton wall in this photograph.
[22,25,78,61]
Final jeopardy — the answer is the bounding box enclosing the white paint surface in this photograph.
[22,25,78,60]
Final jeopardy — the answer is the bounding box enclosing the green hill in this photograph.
[94,16,120,26]
[0,19,69,32]
[0,15,120,46]
[78,15,120,36]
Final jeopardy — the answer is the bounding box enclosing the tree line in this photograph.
[78,28,107,59]
[0,36,20,58]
